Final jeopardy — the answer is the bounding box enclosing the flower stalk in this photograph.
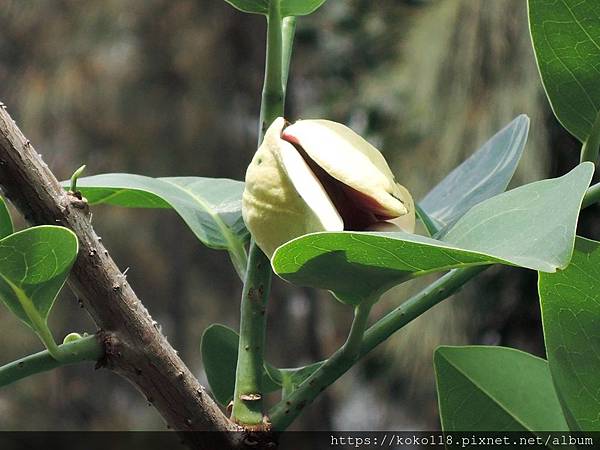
[231,0,286,428]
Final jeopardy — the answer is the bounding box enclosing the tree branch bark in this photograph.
[0,102,238,448]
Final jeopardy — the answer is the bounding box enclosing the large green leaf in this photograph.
[223,0,268,15]
[201,324,280,406]
[281,0,327,17]
[73,174,248,274]
[0,226,78,333]
[272,163,593,304]
[223,0,325,17]
[539,237,600,431]
[0,196,14,239]
[420,115,529,234]
[529,0,600,142]
[435,346,569,435]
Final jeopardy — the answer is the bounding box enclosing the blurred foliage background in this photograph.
[0,0,596,431]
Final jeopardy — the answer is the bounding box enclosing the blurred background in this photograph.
[0,0,597,431]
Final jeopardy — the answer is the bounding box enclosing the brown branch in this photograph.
[0,102,240,448]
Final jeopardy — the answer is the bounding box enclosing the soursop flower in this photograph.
[242,117,415,257]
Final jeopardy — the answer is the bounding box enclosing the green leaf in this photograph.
[223,0,268,15]
[415,203,439,237]
[539,237,600,431]
[281,0,327,17]
[435,346,569,434]
[0,226,78,344]
[0,196,14,239]
[201,324,241,406]
[278,362,323,398]
[529,0,600,142]
[420,115,529,234]
[73,174,248,275]
[272,163,593,305]
[222,0,325,17]
[201,324,280,406]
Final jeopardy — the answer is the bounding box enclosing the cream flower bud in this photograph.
[242,117,415,257]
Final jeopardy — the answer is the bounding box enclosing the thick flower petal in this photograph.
[282,119,409,219]
[366,184,416,233]
[243,117,415,257]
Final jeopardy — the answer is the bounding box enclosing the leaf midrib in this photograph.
[161,179,245,257]
[439,351,544,432]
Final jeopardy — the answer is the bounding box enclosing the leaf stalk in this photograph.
[231,0,288,427]
[582,182,600,209]
[270,298,374,430]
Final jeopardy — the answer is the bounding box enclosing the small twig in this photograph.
[69,164,86,193]
[0,334,103,389]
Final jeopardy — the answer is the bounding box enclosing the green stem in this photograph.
[231,0,285,427]
[270,299,374,431]
[582,182,600,209]
[581,111,600,164]
[0,334,103,389]
[258,1,285,140]
[231,242,273,426]
[69,164,86,193]
[281,16,297,95]
[415,203,441,237]
[360,266,487,355]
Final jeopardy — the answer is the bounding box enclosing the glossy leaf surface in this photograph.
[0,196,13,239]
[0,226,78,332]
[281,0,327,17]
[74,174,248,275]
[223,0,326,17]
[273,163,593,304]
[420,115,529,233]
[435,346,569,433]
[529,0,600,142]
[223,0,268,15]
[539,237,600,431]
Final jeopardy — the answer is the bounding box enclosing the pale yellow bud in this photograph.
[242,117,415,257]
